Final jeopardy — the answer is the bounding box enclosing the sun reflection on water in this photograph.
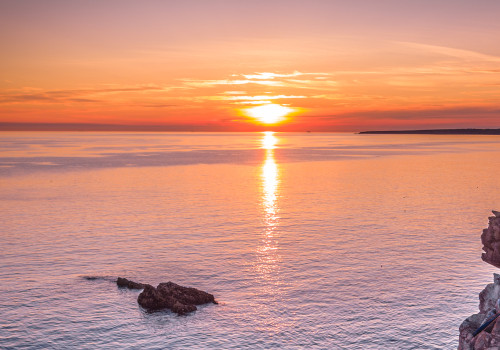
[254,132,282,311]
[261,131,277,150]
[262,155,278,217]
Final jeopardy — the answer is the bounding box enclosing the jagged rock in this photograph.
[479,280,500,314]
[474,331,493,349]
[458,211,500,349]
[136,284,168,309]
[458,313,486,350]
[137,281,217,315]
[458,274,500,350]
[481,211,500,268]
[116,277,145,289]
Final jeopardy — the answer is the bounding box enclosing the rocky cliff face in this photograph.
[458,212,500,350]
[481,211,500,268]
[458,274,500,349]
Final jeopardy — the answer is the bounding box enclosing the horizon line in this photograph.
[3,122,500,134]
[0,122,340,133]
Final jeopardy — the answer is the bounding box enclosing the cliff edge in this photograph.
[458,211,500,349]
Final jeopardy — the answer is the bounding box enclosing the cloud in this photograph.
[0,85,170,104]
[67,98,101,103]
[181,79,282,87]
[321,106,500,121]
[211,94,306,101]
[139,104,177,108]
[242,71,330,80]
[0,94,55,103]
[242,71,302,80]
[281,79,338,90]
[181,71,333,89]
[223,91,247,95]
[398,42,500,63]
[233,100,272,105]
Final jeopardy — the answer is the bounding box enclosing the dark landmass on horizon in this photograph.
[359,128,500,135]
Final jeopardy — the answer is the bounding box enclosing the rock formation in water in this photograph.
[116,277,145,289]
[459,212,500,349]
[481,211,500,268]
[137,281,217,315]
[116,277,217,315]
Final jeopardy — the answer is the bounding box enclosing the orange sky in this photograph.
[1,0,500,131]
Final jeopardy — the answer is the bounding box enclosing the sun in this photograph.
[245,104,293,124]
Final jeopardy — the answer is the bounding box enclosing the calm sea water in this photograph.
[1,132,500,349]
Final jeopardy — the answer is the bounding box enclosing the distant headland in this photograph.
[359,129,500,135]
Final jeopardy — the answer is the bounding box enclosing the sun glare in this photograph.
[246,104,293,124]
[262,131,277,149]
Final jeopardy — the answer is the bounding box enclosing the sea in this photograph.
[1,131,500,349]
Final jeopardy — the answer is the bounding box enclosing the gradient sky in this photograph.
[1,0,500,131]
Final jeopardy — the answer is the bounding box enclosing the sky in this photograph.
[1,0,500,131]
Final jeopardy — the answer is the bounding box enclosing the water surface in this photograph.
[1,132,500,349]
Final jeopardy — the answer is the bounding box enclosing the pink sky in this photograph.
[1,0,500,131]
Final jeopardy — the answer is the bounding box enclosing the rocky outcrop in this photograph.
[115,277,217,315]
[481,211,500,268]
[137,281,217,315]
[458,274,500,349]
[117,277,145,289]
[459,211,500,349]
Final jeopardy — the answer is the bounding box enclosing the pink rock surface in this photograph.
[481,212,500,268]
[459,211,500,349]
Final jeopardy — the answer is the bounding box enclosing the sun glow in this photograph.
[246,104,293,124]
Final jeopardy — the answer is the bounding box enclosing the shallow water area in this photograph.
[1,132,500,349]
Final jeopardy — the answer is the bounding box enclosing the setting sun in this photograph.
[246,104,293,124]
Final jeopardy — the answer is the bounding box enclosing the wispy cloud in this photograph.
[223,91,247,95]
[210,95,306,101]
[321,106,500,121]
[181,71,332,89]
[240,71,329,80]
[0,85,170,104]
[0,94,56,103]
[233,100,273,105]
[398,42,500,63]
[139,103,177,108]
[181,79,282,87]
[177,71,339,108]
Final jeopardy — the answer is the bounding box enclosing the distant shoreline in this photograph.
[359,129,500,135]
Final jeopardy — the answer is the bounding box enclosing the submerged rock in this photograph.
[137,281,217,315]
[82,275,116,282]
